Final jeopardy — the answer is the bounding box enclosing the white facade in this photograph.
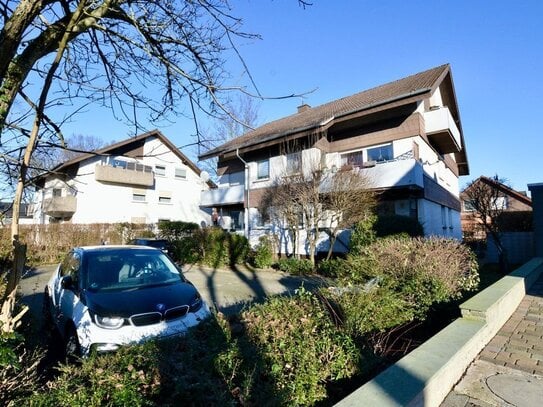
[33,133,210,226]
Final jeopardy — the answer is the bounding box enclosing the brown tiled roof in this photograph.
[200,64,451,159]
[49,130,200,174]
[34,130,209,185]
[463,176,532,207]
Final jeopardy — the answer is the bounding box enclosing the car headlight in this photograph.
[190,293,202,312]
[94,315,125,329]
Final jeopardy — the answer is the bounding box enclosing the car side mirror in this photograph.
[61,275,74,290]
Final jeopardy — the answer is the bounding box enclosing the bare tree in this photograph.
[262,175,304,259]
[462,175,509,272]
[263,154,375,266]
[322,168,375,259]
[0,0,309,299]
[197,94,260,180]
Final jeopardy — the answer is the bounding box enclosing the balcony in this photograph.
[43,196,77,217]
[362,158,424,189]
[201,184,244,207]
[424,107,461,154]
[95,163,154,187]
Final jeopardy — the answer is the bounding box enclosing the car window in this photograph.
[60,252,81,288]
[84,249,183,292]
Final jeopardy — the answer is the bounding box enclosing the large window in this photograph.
[367,144,393,162]
[286,152,301,175]
[257,159,269,180]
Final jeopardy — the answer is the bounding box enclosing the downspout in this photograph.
[236,149,250,238]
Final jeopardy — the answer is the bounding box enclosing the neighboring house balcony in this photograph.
[95,163,154,187]
[423,106,461,154]
[42,196,77,217]
[201,184,244,207]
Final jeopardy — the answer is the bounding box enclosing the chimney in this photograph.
[297,103,311,113]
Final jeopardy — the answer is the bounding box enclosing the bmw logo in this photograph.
[156,303,166,312]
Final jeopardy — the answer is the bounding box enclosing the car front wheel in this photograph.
[65,324,81,361]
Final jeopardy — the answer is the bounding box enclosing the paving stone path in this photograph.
[479,276,543,376]
[442,274,543,406]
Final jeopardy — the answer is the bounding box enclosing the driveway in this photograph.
[18,263,326,333]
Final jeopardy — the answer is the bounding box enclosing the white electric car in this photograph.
[44,245,210,357]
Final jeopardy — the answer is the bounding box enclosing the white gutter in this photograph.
[236,149,250,238]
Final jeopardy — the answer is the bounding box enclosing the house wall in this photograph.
[34,136,210,226]
[418,199,462,239]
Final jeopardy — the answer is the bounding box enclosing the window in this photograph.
[367,144,393,162]
[493,196,507,210]
[52,188,62,197]
[341,151,363,168]
[463,200,476,212]
[132,189,146,202]
[112,159,127,169]
[441,205,447,229]
[155,165,166,176]
[286,152,301,175]
[175,168,187,179]
[158,191,172,204]
[257,159,269,180]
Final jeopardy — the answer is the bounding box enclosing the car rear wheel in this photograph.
[65,324,81,361]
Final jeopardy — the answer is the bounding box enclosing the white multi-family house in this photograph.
[199,64,469,254]
[33,130,211,225]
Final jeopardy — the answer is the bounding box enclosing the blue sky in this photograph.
[63,0,543,192]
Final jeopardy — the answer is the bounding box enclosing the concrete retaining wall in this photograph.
[335,257,543,407]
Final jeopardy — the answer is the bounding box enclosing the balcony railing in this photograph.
[95,163,154,187]
[424,107,461,154]
[42,196,77,217]
[201,184,244,207]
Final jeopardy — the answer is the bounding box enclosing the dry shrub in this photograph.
[367,236,479,301]
[0,223,150,266]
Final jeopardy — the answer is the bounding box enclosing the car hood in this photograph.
[83,282,200,318]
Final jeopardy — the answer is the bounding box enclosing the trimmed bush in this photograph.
[275,257,314,275]
[158,220,199,240]
[191,227,250,267]
[171,238,200,265]
[227,233,250,266]
[251,235,275,269]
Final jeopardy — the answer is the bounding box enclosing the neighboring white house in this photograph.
[33,130,211,226]
[199,64,470,255]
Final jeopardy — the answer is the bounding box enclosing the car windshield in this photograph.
[83,249,183,292]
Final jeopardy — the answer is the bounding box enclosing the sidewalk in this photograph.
[442,273,543,406]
